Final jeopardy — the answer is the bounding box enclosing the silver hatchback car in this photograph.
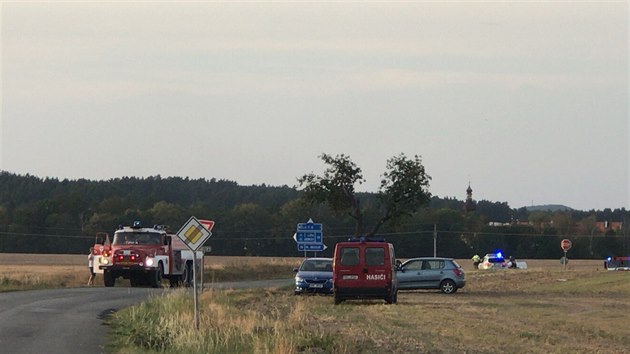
[396,257,465,294]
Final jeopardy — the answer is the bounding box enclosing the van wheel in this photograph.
[440,279,457,294]
[334,294,343,305]
[385,289,398,304]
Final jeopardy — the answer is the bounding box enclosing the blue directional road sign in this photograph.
[298,243,327,252]
[294,219,326,252]
[297,221,322,231]
[294,230,322,243]
[295,220,323,243]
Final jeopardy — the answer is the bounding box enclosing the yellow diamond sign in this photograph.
[176,216,213,251]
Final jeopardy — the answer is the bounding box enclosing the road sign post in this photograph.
[560,239,572,270]
[176,216,215,330]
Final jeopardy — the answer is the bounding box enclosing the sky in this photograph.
[1,1,628,211]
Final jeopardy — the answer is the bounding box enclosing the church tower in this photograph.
[464,183,476,212]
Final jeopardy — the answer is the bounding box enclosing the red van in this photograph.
[332,238,398,304]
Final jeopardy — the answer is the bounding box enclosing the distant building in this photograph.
[488,221,510,227]
[595,221,623,233]
[464,183,476,213]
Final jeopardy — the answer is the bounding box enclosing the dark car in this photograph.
[294,258,333,295]
[396,257,465,294]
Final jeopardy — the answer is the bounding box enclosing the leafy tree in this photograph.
[2,170,629,257]
[528,211,551,232]
[146,201,187,228]
[551,211,574,236]
[476,200,512,223]
[297,153,431,237]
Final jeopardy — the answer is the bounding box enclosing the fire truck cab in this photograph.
[99,222,201,288]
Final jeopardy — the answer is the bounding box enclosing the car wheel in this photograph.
[440,279,457,294]
[334,293,343,305]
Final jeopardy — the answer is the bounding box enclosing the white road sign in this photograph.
[176,216,213,251]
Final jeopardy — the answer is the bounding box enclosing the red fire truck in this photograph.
[97,222,203,287]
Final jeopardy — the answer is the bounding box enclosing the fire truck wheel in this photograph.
[150,263,164,288]
[104,270,115,287]
[169,276,180,288]
[130,276,139,287]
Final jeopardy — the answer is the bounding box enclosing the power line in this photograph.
[0,229,627,242]
[0,231,93,240]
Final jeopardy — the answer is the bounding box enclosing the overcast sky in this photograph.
[1,1,628,211]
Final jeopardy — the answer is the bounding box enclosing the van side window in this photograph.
[365,247,385,266]
[340,247,360,266]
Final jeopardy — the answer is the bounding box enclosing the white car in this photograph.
[478,253,507,270]
[478,253,527,270]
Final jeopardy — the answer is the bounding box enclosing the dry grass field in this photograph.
[0,253,605,270]
[0,253,304,290]
[2,254,628,352]
[0,253,607,290]
[110,260,629,354]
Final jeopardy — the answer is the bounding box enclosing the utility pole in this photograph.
[433,224,437,257]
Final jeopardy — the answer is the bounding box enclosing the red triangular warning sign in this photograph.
[198,219,215,232]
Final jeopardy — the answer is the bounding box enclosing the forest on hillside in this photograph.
[0,171,628,258]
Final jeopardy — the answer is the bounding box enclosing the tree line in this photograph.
[0,170,628,259]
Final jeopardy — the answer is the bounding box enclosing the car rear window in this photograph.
[340,247,360,266]
[365,247,385,266]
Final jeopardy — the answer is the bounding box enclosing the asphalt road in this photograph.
[0,287,162,354]
[0,279,293,354]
